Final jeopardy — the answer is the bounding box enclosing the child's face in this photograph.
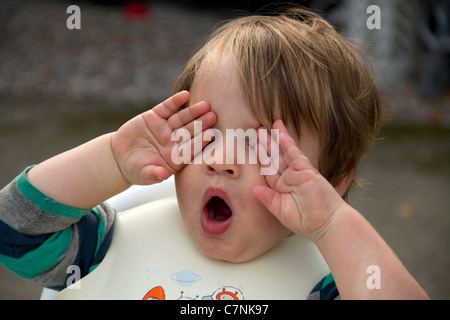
[175,57,321,263]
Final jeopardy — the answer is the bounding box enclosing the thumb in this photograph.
[252,185,282,220]
[140,165,170,185]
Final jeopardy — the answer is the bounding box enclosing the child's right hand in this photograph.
[111,91,216,185]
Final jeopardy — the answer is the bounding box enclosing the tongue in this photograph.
[209,197,232,222]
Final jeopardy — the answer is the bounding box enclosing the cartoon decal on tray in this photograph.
[142,285,244,300]
[203,286,244,300]
[142,269,245,300]
[142,286,166,300]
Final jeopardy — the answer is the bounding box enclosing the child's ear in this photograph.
[333,168,356,197]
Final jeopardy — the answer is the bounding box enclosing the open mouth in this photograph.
[201,189,234,236]
[206,196,233,222]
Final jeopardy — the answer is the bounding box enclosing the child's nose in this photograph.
[203,161,240,179]
[201,135,241,178]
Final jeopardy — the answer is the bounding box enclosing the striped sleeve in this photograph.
[307,273,340,300]
[0,166,115,288]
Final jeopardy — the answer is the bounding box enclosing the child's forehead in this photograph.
[191,57,242,104]
[190,58,262,127]
[196,55,234,81]
[192,55,276,124]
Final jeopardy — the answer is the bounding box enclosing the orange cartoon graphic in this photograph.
[203,286,244,300]
[216,287,241,300]
[142,286,165,300]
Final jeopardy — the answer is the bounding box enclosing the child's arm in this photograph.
[0,91,215,287]
[28,91,216,209]
[252,120,428,300]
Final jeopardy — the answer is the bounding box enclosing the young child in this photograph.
[0,8,428,300]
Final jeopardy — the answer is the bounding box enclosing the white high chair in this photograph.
[41,174,329,300]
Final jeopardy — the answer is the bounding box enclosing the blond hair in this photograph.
[173,7,381,196]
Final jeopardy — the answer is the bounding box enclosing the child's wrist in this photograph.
[107,132,132,188]
[109,132,131,186]
[312,202,354,245]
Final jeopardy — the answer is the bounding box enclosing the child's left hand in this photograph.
[253,120,429,300]
[252,120,347,242]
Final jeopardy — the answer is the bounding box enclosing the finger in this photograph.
[167,100,212,130]
[256,141,280,188]
[152,91,191,119]
[252,185,282,218]
[140,165,170,184]
[189,129,215,162]
[282,168,309,187]
[175,110,217,138]
[256,127,270,156]
[272,119,297,162]
[171,128,217,166]
[257,127,287,175]
[256,126,281,156]
[278,133,312,172]
[272,119,290,136]
[256,137,271,167]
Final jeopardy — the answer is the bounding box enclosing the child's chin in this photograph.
[198,242,258,263]
[201,248,238,263]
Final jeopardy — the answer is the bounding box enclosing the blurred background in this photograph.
[0,0,449,299]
